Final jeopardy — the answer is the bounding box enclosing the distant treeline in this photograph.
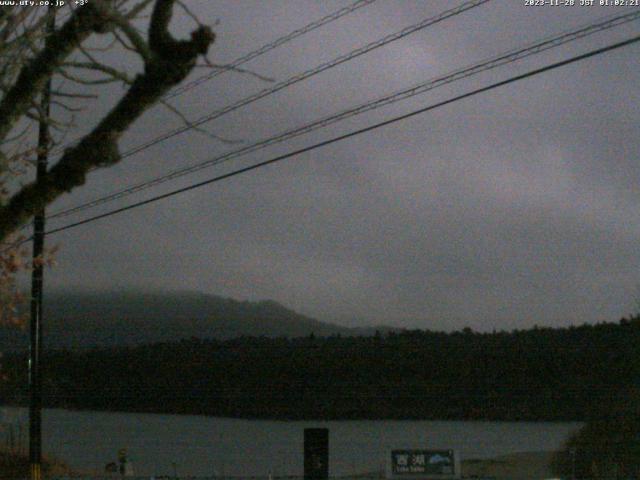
[2,319,639,421]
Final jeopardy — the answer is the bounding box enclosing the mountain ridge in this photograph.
[0,290,399,351]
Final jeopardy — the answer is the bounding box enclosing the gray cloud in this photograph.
[38,0,640,331]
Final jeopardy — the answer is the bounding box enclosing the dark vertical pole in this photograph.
[304,428,329,480]
[29,7,55,480]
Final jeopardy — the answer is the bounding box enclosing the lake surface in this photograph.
[0,407,581,477]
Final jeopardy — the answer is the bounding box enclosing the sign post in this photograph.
[304,428,329,480]
[387,449,460,480]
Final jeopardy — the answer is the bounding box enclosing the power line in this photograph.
[42,0,493,222]
[114,0,492,160]
[42,34,640,238]
[49,0,378,157]
[47,10,640,222]
[164,0,378,101]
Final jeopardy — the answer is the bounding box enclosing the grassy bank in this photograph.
[0,448,71,479]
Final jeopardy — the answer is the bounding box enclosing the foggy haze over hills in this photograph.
[0,290,401,351]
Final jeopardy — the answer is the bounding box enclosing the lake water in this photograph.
[0,407,581,477]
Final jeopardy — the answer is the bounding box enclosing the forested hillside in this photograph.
[2,319,638,421]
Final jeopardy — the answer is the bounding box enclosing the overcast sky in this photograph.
[32,0,640,331]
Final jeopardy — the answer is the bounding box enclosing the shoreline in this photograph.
[0,448,556,479]
[0,403,587,424]
[462,451,555,479]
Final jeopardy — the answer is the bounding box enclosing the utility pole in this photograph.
[29,6,55,480]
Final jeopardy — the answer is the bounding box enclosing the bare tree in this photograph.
[0,0,215,324]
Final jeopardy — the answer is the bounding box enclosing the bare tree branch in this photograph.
[160,99,240,144]
[0,0,215,241]
[199,61,274,83]
[58,67,123,86]
[108,9,152,60]
[51,90,98,99]
[0,1,117,146]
